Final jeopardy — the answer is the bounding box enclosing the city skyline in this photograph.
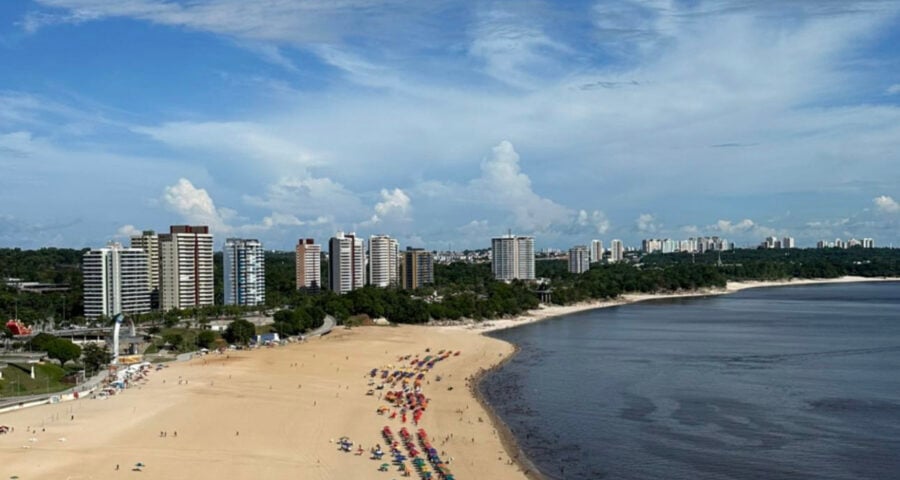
[1,1,900,250]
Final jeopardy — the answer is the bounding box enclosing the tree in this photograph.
[196,330,217,349]
[45,338,82,365]
[81,342,111,375]
[223,319,255,345]
[28,332,58,351]
[163,333,185,352]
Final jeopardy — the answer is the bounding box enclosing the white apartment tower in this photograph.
[369,235,399,287]
[590,240,604,263]
[491,235,535,281]
[83,242,151,319]
[329,232,365,294]
[223,238,265,307]
[568,245,590,274]
[159,225,214,311]
[129,230,159,292]
[782,237,796,249]
[610,239,625,263]
[295,238,322,290]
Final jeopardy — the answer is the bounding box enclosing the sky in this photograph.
[1,0,900,251]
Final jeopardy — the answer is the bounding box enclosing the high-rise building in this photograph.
[369,235,399,287]
[568,245,590,274]
[491,235,535,281]
[329,232,365,294]
[295,238,322,290]
[400,247,434,290]
[159,225,214,311]
[610,239,625,263]
[862,238,875,248]
[83,242,150,319]
[223,238,265,307]
[590,240,604,263]
[782,237,795,249]
[129,230,159,291]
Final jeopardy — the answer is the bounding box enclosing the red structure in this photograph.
[5,319,32,336]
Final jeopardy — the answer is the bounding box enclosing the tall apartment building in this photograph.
[223,238,265,306]
[609,239,625,263]
[295,238,322,290]
[83,242,150,319]
[491,235,535,281]
[590,239,604,263]
[782,237,796,249]
[159,225,214,311]
[329,232,365,294]
[369,235,400,287]
[129,230,159,291]
[400,247,434,290]
[862,238,875,248]
[568,245,590,274]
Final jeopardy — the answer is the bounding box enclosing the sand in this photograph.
[0,326,527,480]
[1,275,896,479]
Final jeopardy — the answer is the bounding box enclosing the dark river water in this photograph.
[480,282,900,480]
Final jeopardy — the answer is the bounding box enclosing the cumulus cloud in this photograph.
[162,178,231,233]
[576,209,610,234]
[887,84,900,95]
[374,188,411,220]
[635,213,660,233]
[470,141,571,232]
[713,218,757,234]
[874,195,900,213]
[115,224,143,239]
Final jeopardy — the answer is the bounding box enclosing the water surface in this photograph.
[481,282,900,479]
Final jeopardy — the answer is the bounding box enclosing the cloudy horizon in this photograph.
[2,0,900,251]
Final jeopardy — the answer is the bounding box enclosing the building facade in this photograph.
[491,235,535,281]
[400,247,434,290]
[590,239,604,263]
[329,232,365,294]
[223,238,265,306]
[369,235,400,287]
[568,245,590,274]
[159,225,214,311]
[610,239,625,263]
[295,238,322,290]
[129,230,159,291]
[83,242,151,319]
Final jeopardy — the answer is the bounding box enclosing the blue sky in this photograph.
[1,0,900,251]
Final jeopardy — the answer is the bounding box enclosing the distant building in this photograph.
[782,237,795,249]
[159,225,214,311]
[295,238,322,290]
[369,235,400,287]
[610,239,624,263]
[401,247,434,290]
[329,232,365,294]
[491,235,535,281]
[568,246,590,274]
[83,242,150,319]
[129,230,159,291]
[590,240,604,263]
[862,238,875,248]
[223,238,265,307]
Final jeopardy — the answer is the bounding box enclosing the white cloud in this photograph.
[713,218,757,234]
[635,213,660,233]
[469,141,571,232]
[372,188,412,223]
[874,195,900,213]
[577,209,610,234]
[162,178,231,233]
[115,224,142,239]
[887,84,900,95]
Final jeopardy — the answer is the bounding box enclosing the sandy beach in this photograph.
[0,275,896,479]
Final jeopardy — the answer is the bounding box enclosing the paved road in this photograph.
[307,315,336,337]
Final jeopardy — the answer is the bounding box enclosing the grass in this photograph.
[0,363,73,397]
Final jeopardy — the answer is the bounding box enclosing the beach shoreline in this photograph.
[468,275,900,480]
